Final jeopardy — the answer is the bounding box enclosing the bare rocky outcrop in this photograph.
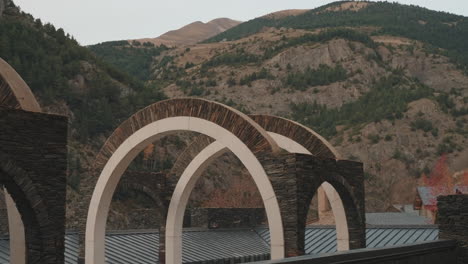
[153,27,468,212]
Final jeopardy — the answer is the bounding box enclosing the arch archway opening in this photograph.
[0,164,51,263]
[181,148,269,261]
[103,132,200,263]
[86,117,285,264]
[0,57,43,264]
[265,132,350,252]
[166,114,357,261]
[166,133,353,262]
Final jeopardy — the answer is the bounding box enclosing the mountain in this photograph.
[205,1,468,73]
[3,0,468,229]
[262,9,310,20]
[135,18,241,47]
[0,0,168,191]
[143,1,468,211]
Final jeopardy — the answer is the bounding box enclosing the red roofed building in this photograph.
[414,186,468,222]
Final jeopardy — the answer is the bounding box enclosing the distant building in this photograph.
[414,186,468,223]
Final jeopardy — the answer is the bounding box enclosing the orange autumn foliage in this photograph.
[420,154,468,204]
[421,154,453,190]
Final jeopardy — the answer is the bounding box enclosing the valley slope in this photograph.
[1,0,468,231]
[137,1,468,211]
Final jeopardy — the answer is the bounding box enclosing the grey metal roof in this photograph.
[103,229,270,264]
[417,186,468,206]
[0,227,438,264]
[365,213,431,226]
[256,226,438,255]
[417,186,447,206]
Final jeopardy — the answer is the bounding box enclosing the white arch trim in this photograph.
[166,132,348,263]
[268,133,349,251]
[85,117,285,263]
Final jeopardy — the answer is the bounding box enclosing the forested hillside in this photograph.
[2,0,468,228]
[141,1,468,211]
[207,1,468,74]
[88,41,169,81]
[0,1,167,195]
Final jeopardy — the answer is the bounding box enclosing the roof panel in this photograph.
[0,227,439,263]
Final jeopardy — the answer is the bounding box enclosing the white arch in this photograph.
[85,117,285,263]
[166,132,349,263]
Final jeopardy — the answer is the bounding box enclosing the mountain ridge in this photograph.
[2,0,468,230]
[134,17,241,47]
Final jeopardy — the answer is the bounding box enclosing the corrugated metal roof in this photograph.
[0,227,438,264]
[417,186,468,206]
[365,213,431,226]
[256,226,438,255]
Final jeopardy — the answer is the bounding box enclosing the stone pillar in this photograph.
[259,153,320,257]
[259,153,366,258]
[0,108,68,263]
[335,159,366,249]
[437,194,468,264]
[0,190,7,235]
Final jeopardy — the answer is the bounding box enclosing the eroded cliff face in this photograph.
[150,27,468,212]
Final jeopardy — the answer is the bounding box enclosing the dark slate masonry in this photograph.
[437,194,468,264]
[0,106,68,264]
[259,153,366,257]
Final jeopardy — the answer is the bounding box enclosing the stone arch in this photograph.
[0,152,56,263]
[169,115,360,251]
[249,115,340,159]
[320,170,366,249]
[0,58,41,112]
[85,98,285,263]
[118,182,162,207]
[250,115,355,251]
[119,179,167,222]
[0,57,42,264]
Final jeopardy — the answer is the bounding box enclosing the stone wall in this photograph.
[0,107,68,263]
[259,153,366,257]
[437,194,468,264]
[0,190,7,235]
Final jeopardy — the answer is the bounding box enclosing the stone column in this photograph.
[259,153,321,257]
[0,108,68,264]
[437,194,468,264]
[259,152,366,258]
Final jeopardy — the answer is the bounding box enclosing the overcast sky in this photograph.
[13,0,468,46]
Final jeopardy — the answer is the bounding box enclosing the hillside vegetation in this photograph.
[144,1,468,211]
[0,1,167,197]
[2,0,468,227]
[206,1,468,74]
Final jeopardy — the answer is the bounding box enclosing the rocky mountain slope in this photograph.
[140,2,468,211]
[2,0,468,230]
[0,0,170,229]
[135,18,241,47]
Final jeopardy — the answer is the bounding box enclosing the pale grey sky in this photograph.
[13,0,468,45]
